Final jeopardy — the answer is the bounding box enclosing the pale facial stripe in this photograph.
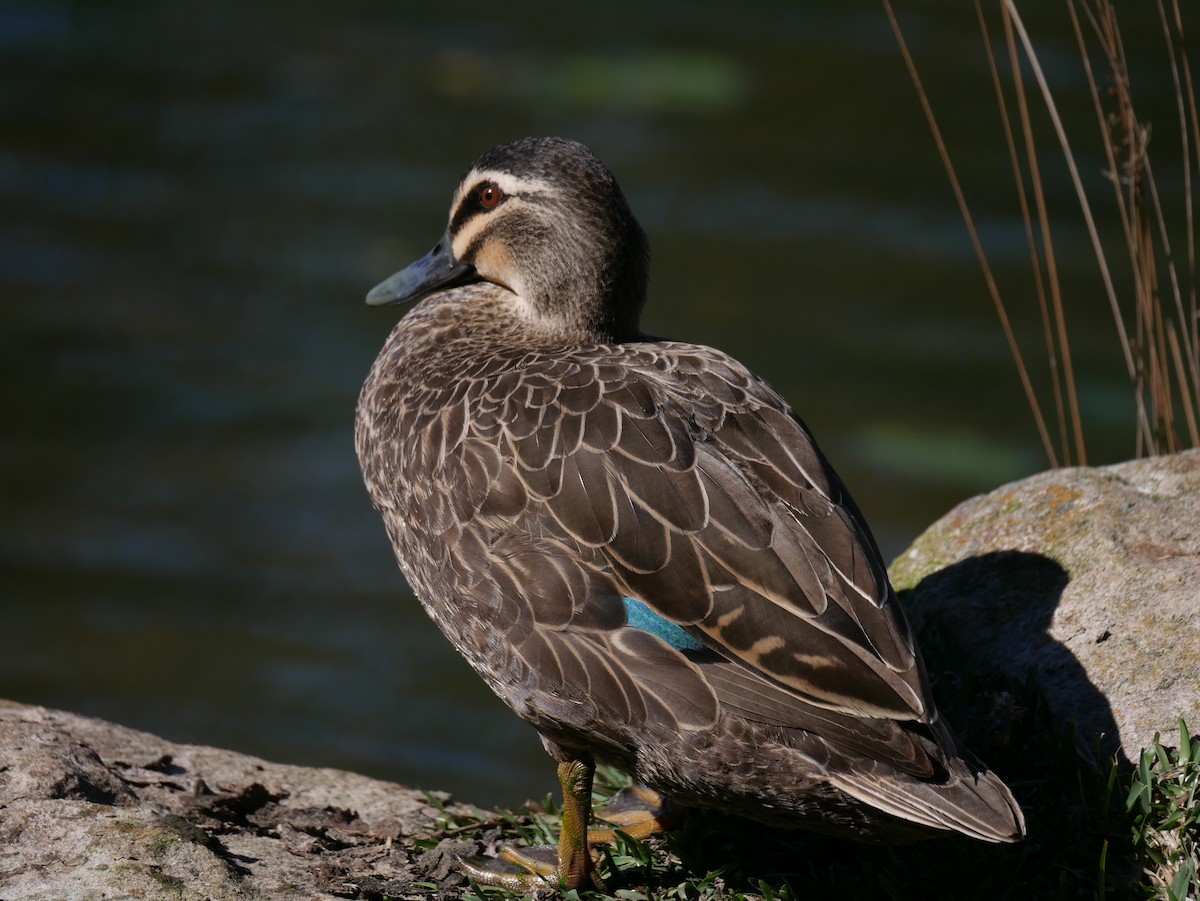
[448,171,548,262]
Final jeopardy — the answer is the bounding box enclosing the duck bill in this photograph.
[366,230,478,306]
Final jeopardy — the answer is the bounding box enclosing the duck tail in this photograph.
[832,755,1025,843]
[828,717,1025,843]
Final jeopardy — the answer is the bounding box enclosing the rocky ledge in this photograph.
[0,700,482,900]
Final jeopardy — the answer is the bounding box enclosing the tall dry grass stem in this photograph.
[882,0,1059,466]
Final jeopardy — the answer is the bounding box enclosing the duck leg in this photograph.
[554,756,603,890]
[458,755,604,892]
[457,754,682,892]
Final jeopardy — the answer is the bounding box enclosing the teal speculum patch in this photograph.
[623,597,706,652]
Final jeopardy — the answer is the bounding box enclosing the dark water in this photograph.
[1,1,1189,807]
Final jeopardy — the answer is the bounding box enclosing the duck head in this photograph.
[367,137,651,343]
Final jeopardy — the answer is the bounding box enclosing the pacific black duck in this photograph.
[355,136,1024,891]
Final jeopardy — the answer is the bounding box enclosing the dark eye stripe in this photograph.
[450,180,504,235]
[448,181,549,238]
[449,192,479,237]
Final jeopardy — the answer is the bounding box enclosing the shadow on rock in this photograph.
[898,549,1123,767]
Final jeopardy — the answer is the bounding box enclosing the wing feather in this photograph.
[551,452,618,546]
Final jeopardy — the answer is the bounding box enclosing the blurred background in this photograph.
[1,0,1190,808]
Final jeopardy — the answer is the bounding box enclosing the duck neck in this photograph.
[530,219,650,344]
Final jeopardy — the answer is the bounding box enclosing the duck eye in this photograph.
[478,183,504,210]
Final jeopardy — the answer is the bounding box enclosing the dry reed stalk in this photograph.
[882,0,1058,466]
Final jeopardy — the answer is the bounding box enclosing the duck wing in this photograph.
[509,342,931,725]
[378,335,929,731]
